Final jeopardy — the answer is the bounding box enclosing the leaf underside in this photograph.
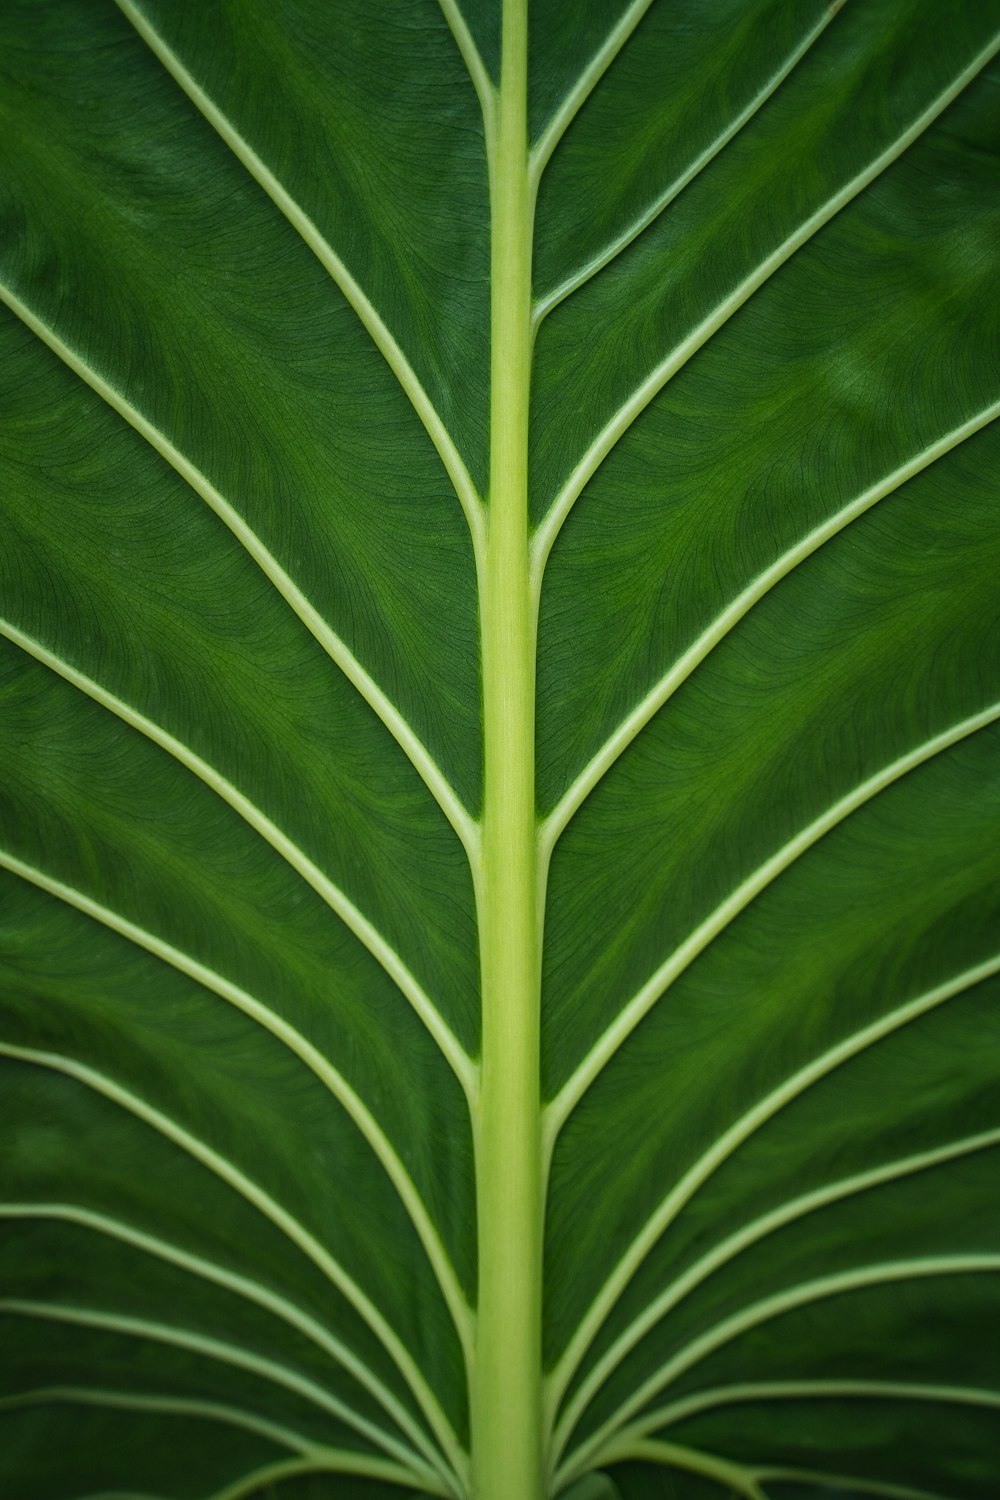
[1,1,999,1498]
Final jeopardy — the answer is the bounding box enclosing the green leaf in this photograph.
[1,1,999,1498]
[560,1474,624,1500]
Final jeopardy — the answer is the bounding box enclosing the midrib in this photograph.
[472,0,543,1495]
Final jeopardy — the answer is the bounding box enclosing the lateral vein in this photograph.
[530,32,1000,582]
[533,1,845,324]
[0,1041,466,1484]
[203,1453,449,1500]
[436,0,497,143]
[0,1202,443,1474]
[546,952,1000,1416]
[560,1256,1000,1483]
[550,1122,1000,1458]
[529,0,656,185]
[0,619,475,1099]
[546,702,1000,1137]
[0,1386,317,1458]
[641,1377,1000,1435]
[564,1435,765,1498]
[0,1300,436,1483]
[114,0,486,559]
[0,281,479,866]
[0,844,473,1359]
[542,399,1000,851]
[750,1468,956,1500]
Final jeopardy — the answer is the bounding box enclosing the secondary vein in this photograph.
[0,1201,443,1473]
[436,0,497,147]
[0,1299,432,1480]
[0,846,473,1361]
[0,1387,317,1459]
[0,619,475,1099]
[0,1040,466,1482]
[544,950,1000,1428]
[203,1452,449,1500]
[550,1125,1000,1460]
[643,1377,1000,1435]
[562,1435,765,1498]
[0,281,479,867]
[533,0,846,326]
[114,0,486,560]
[546,700,1000,1138]
[530,31,1000,584]
[529,0,657,186]
[562,1256,1000,1483]
[541,399,1000,854]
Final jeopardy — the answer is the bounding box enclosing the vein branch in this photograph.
[0,844,473,1363]
[436,0,497,146]
[541,400,1000,853]
[114,0,486,558]
[529,0,656,187]
[0,282,479,865]
[546,702,1000,1139]
[545,952,1000,1421]
[0,1041,467,1486]
[0,620,476,1099]
[563,1435,765,1498]
[0,1300,437,1484]
[0,1386,319,1460]
[642,1377,1000,1435]
[533,1,844,326]
[559,1256,1000,1484]
[0,1201,443,1474]
[204,1453,449,1500]
[549,1123,1000,1461]
[530,33,1000,584]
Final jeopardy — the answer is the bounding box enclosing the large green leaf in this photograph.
[1,2,999,1498]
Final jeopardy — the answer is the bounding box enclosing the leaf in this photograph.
[560,1474,625,1500]
[1,2,999,1499]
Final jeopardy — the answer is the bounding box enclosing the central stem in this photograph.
[472,0,541,1495]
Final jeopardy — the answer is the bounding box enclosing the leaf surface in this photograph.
[1,1,998,1497]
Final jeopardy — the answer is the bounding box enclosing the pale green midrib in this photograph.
[639,1377,1000,1435]
[0,1201,441,1473]
[0,845,473,1357]
[529,31,1000,583]
[589,1437,765,1500]
[0,1387,317,1458]
[546,699,1000,1140]
[470,0,543,1496]
[532,2,842,327]
[544,949,1000,1427]
[0,1299,434,1483]
[113,0,486,562]
[540,401,1000,855]
[0,1041,466,1484]
[528,0,655,186]
[562,1255,1000,1485]
[436,0,497,148]
[0,620,475,1097]
[204,1453,448,1500]
[550,1123,1000,1462]
[0,282,479,866]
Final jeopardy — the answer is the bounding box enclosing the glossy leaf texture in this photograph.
[1,1,999,1498]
